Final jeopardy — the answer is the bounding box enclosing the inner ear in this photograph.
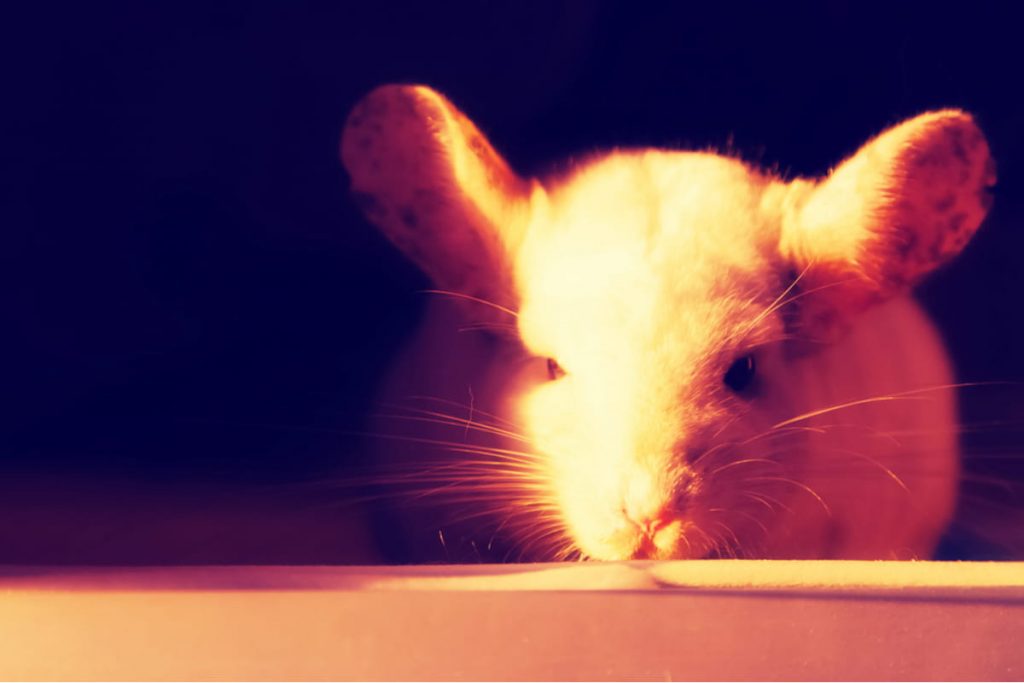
[341,84,535,320]
[779,109,996,336]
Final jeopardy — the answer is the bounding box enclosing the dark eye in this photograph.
[723,355,756,393]
[546,358,566,380]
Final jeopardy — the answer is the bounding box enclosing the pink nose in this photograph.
[639,517,666,538]
[626,511,675,560]
[625,505,673,539]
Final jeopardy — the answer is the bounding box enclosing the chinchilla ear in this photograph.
[778,109,996,335]
[341,84,535,319]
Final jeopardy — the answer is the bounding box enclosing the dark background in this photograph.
[2,1,1022,563]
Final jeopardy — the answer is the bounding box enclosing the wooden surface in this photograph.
[1,561,1023,681]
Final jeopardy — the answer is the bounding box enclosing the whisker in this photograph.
[713,521,743,556]
[678,531,693,556]
[395,395,520,429]
[773,396,930,429]
[706,457,779,478]
[730,508,770,537]
[457,324,520,340]
[746,264,810,331]
[421,289,519,318]
[775,382,1020,430]
[372,411,532,444]
[740,491,783,514]
[515,524,571,560]
[358,431,545,462]
[775,383,1019,432]
[688,525,718,557]
[817,446,910,493]
[746,475,832,517]
[709,414,743,441]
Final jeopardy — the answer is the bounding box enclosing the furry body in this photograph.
[343,86,994,561]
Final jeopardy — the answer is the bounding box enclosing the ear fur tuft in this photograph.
[341,84,532,316]
[780,109,995,332]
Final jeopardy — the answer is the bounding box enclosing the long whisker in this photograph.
[712,521,743,556]
[358,431,544,461]
[740,490,786,514]
[746,475,832,517]
[733,508,770,537]
[458,323,519,334]
[706,457,780,478]
[372,411,532,443]
[815,446,910,493]
[714,273,801,352]
[421,289,519,318]
[395,395,520,429]
[773,382,1012,430]
[759,277,858,319]
[746,264,810,331]
[773,395,931,429]
[723,269,857,350]
[774,382,1015,430]
[688,524,718,557]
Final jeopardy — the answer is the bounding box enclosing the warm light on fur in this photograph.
[342,85,995,561]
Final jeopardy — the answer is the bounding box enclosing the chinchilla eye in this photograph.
[723,355,756,393]
[546,358,566,380]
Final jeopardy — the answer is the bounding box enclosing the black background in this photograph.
[3,1,1022,563]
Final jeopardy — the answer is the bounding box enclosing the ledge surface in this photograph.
[1,561,1022,681]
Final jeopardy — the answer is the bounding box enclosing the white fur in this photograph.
[343,86,994,561]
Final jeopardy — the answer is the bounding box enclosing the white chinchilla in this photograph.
[342,85,995,562]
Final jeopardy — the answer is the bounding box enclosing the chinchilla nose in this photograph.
[623,502,687,560]
[638,514,669,539]
[625,504,673,538]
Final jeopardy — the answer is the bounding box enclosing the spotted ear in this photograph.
[341,84,533,316]
[779,109,996,335]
